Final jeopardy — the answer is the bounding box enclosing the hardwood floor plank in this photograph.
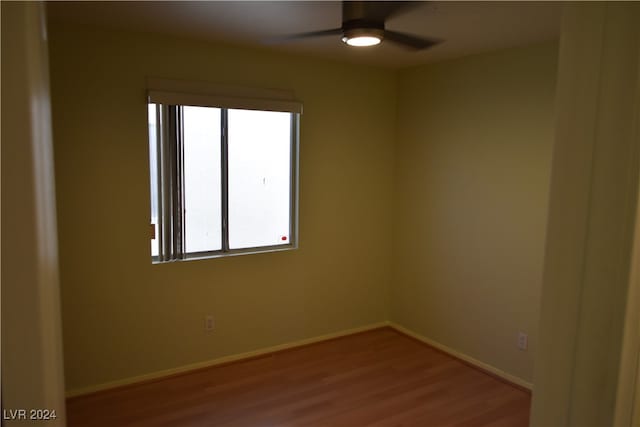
[67,327,531,427]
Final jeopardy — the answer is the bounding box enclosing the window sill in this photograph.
[151,243,298,264]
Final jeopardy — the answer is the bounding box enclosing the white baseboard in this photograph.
[67,320,532,398]
[65,321,389,398]
[388,322,532,391]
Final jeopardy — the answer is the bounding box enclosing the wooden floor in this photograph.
[67,328,531,427]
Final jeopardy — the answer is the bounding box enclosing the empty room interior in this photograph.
[2,1,640,427]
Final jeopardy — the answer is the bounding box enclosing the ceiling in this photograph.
[47,1,562,69]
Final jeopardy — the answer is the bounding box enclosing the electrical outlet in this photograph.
[205,315,214,332]
[517,332,528,350]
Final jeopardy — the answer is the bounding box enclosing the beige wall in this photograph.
[48,23,558,393]
[531,3,640,426]
[1,2,67,423]
[48,27,396,392]
[391,43,558,383]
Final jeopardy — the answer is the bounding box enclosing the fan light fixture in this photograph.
[341,28,383,47]
[342,35,381,46]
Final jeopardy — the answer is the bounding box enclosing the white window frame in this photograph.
[147,79,301,263]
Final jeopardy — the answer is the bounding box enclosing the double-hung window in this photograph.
[147,80,301,262]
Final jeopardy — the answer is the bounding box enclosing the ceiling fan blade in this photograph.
[383,30,441,50]
[266,28,343,44]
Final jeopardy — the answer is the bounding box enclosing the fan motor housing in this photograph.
[343,19,385,31]
[342,19,385,41]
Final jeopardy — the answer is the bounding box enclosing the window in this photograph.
[147,81,301,262]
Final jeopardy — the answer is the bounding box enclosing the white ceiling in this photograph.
[47,1,562,68]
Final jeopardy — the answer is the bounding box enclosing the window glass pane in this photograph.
[148,104,159,257]
[183,106,222,253]
[228,109,291,249]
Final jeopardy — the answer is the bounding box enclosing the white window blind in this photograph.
[147,78,303,114]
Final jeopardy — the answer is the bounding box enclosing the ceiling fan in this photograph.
[269,1,441,50]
